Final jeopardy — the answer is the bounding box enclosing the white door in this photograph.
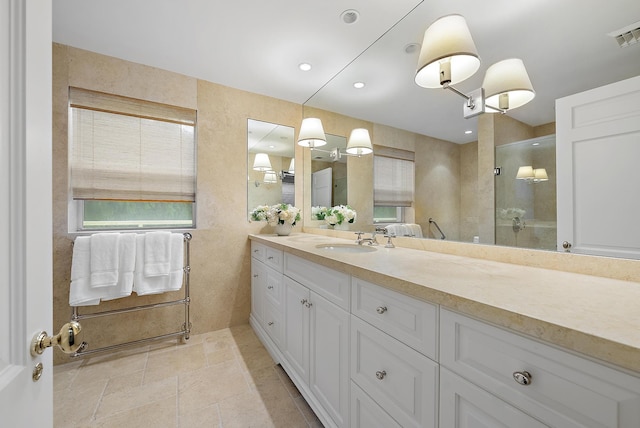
[0,1,54,426]
[556,75,640,259]
[312,167,332,207]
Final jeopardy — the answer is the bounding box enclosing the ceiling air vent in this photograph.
[608,21,640,48]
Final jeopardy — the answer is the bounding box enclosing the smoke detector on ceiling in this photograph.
[341,9,360,24]
[608,21,640,48]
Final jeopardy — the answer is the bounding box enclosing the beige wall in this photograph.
[52,44,305,364]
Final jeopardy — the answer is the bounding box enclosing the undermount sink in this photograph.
[315,243,377,253]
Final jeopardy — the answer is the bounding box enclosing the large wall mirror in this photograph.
[247,119,295,217]
[299,2,640,260]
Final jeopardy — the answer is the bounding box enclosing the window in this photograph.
[373,151,414,223]
[69,88,197,231]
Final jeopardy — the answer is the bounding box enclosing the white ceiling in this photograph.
[53,0,640,144]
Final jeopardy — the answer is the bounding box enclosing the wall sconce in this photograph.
[415,14,535,118]
[253,153,272,171]
[297,118,327,148]
[516,166,548,183]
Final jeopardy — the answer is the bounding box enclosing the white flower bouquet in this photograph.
[323,205,356,226]
[250,203,301,226]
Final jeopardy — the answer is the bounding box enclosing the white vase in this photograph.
[334,222,350,231]
[275,222,293,236]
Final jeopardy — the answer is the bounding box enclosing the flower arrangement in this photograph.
[313,205,356,226]
[250,203,301,226]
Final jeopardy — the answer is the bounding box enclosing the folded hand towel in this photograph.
[90,233,120,288]
[144,231,172,277]
[101,233,136,301]
[134,233,185,295]
[70,236,101,306]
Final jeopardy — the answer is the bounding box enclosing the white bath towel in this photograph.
[101,233,137,301]
[143,231,172,277]
[90,233,120,288]
[403,223,424,238]
[69,236,101,306]
[134,233,185,295]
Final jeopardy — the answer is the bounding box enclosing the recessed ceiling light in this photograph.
[299,63,312,71]
[404,43,421,54]
[340,9,360,24]
[464,130,473,134]
[353,82,365,89]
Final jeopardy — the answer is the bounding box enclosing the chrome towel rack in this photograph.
[69,232,192,357]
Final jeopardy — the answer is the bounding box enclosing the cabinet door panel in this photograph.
[351,382,401,428]
[310,292,350,427]
[283,276,310,384]
[251,258,267,325]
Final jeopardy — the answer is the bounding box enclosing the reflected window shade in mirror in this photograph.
[253,153,273,171]
[297,117,327,147]
[69,87,196,202]
[483,58,535,111]
[345,128,373,155]
[374,155,415,207]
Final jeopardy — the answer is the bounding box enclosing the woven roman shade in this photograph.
[374,155,415,207]
[69,87,196,202]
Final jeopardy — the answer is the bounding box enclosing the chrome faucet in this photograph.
[354,231,379,246]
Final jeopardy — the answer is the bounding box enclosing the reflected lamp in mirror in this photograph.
[415,14,535,118]
[297,118,327,148]
[516,166,548,183]
[253,153,272,171]
[263,171,278,184]
[345,128,373,156]
[288,158,295,173]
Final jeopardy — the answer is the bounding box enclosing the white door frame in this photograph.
[0,0,53,426]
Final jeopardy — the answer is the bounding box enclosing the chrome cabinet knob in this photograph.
[253,274,258,278]
[562,241,572,251]
[268,321,274,326]
[375,370,387,380]
[267,285,274,289]
[376,306,387,314]
[267,256,274,260]
[513,371,532,386]
[301,299,307,305]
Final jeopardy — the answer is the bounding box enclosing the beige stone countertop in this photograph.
[249,232,640,375]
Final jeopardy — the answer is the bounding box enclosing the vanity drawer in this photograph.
[440,308,640,428]
[251,241,283,272]
[351,381,401,428]
[351,277,438,360]
[263,297,283,348]
[351,316,438,428]
[264,265,283,307]
[284,253,350,310]
[251,241,266,262]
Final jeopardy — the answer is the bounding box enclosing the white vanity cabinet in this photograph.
[250,242,284,348]
[282,254,350,428]
[440,308,640,428]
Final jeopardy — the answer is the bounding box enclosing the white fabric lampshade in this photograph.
[252,153,272,171]
[346,128,373,155]
[516,165,534,180]
[297,118,327,147]
[415,14,480,88]
[483,58,535,111]
[263,171,278,183]
[533,168,548,181]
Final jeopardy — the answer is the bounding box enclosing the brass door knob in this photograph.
[31,321,85,356]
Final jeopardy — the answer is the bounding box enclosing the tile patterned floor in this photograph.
[53,324,324,427]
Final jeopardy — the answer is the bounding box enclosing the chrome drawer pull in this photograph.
[268,256,274,260]
[376,306,387,314]
[268,321,274,326]
[253,274,258,278]
[267,285,274,289]
[375,370,387,380]
[513,371,532,386]
[253,249,259,253]
[301,299,307,305]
